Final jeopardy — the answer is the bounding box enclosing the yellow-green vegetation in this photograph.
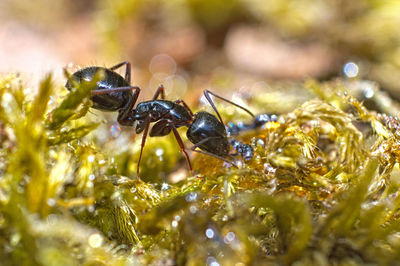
[2,74,400,265]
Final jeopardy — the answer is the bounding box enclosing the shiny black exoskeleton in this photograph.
[65,62,139,126]
[66,62,255,180]
[186,111,229,156]
[133,100,192,135]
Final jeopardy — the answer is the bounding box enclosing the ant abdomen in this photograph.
[66,66,132,112]
[187,111,230,156]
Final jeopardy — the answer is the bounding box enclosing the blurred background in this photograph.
[1,0,400,105]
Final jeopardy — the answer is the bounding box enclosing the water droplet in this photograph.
[88,155,95,163]
[110,123,121,138]
[47,198,56,206]
[174,215,181,221]
[189,205,197,213]
[235,160,244,168]
[206,256,220,266]
[161,183,170,190]
[171,220,178,228]
[224,232,235,243]
[88,205,95,212]
[205,228,215,239]
[155,148,164,156]
[156,148,164,161]
[17,186,24,194]
[130,187,137,193]
[255,138,265,147]
[363,86,374,99]
[10,232,21,246]
[89,174,95,181]
[343,62,359,78]
[88,233,103,248]
[3,93,12,103]
[185,192,197,202]
[264,163,276,174]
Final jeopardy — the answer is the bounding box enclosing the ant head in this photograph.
[187,112,229,157]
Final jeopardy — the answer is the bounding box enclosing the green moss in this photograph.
[2,74,400,265]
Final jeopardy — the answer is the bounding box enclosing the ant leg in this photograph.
[119,86,140,123]
[203,90,224,124]
[175,99,194,116]
[109,61,129,70]
[152,84,166,100]
[152,87,194,117]
[203,90,255,125]
[91,86,140,95]
[171,126,193,172]
[152,85,195,119]
[109,61,131,83]
[190,136,220,149]
[136,117,151,181]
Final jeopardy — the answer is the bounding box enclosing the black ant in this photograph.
[66,62,255,180]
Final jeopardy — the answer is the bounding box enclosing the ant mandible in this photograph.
[66,62,255,181]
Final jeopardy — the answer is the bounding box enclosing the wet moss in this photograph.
[1,75,400,265]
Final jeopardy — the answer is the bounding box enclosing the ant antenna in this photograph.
[203,90,255,125]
